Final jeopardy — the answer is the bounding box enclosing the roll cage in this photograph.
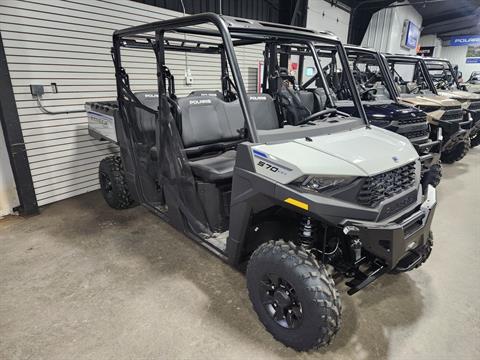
[312,45,400,101]
[424,58,462,89]
[111,12,369,141]
[384,54,438,95]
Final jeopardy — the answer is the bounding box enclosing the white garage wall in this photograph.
[419,34,443,57]
[439,46,479,80]
[362,1,422,55]
[0,125,19,217]
[0,0,261,207]
[419,34,479,79]
[307,0,350,42]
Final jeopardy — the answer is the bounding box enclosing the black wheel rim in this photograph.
[259,273,303,329]
[99,172,113,195]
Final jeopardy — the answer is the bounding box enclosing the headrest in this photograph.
[278,67,289,77]
[134,92,159,110]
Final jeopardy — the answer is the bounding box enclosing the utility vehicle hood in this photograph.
[399,95,460,107]
[336,101,425,123]
[363,102,424,122]
[465,83,480,94]
[436,89,480,101]
[252,127,418,184]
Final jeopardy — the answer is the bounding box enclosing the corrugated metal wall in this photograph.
[0,0,262,207]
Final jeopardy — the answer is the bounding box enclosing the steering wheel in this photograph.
[296,108,350,126]
[360,86,377,100]
[435,79,448,89]
[408,85,421,94]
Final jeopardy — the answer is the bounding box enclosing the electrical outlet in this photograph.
[185,68,193,85]
[30,84,44,96]
[51,82,58,93]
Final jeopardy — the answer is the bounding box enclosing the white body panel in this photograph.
[252,126,418,184]
[86,108,117,143]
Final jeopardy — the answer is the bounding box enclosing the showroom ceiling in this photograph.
[339,0,480,39]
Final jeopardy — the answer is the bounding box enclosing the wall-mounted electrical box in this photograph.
[30,84,44,97]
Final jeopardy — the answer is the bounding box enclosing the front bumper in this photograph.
[414,128,442,173]
[343,185,436,270]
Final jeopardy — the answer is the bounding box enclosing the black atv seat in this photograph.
[180,93,280,182]
[178,95,243,182]
[133,91,280,182]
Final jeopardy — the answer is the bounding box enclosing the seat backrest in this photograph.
[129,92,159,143]
[246,93,279,130]
[297,91,315,113]
[277,86,311,126]
[177,96,243,149]
[313,88,328,110]
[372,84,391,100]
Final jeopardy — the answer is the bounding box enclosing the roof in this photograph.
[114,12,341,43]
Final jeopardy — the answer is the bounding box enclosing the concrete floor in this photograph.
[1,148,479,360]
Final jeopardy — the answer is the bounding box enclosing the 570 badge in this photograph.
[257,160,279,172]
[256,160,289,176]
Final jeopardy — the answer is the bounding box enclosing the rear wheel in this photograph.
[99,156,134,209]
[246,240,341,351]
[422,163,442,188]
[441,138,470,163]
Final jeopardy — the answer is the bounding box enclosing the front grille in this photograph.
[468,101,480,111]
[441,108,463,122]
[397,115,427,125]
[357,162,416,208]
[404,129,429,139]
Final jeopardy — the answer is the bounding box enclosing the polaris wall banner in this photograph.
[447,35,480,47]
[466,45,480,64]
[417,46,435,57]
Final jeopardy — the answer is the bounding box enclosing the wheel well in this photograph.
[238,206,309,265]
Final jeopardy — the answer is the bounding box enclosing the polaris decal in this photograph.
[249,96,267,101]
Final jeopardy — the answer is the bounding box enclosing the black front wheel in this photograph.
[441,139,471,164]
[422,163,442,188]
[246,240,341,351]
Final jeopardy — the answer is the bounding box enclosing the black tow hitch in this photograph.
[345,262,388,295]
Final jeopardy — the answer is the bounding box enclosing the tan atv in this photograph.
[424,58,480,148]
[385,55,472,163]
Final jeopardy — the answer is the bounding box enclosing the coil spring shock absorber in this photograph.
[299,216,316,250]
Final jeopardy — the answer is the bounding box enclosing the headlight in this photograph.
[417,105,441,112]
[293,175,357,193]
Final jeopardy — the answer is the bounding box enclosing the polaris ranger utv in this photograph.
[292,45,442,187]
[385,54,471,163]
[424,58,480,148]
[89,14,436,351]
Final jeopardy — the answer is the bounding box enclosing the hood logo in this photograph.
[392,156,400,162]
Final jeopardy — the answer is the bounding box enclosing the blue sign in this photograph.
[449,35,480,47]
[466,58,480,64]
